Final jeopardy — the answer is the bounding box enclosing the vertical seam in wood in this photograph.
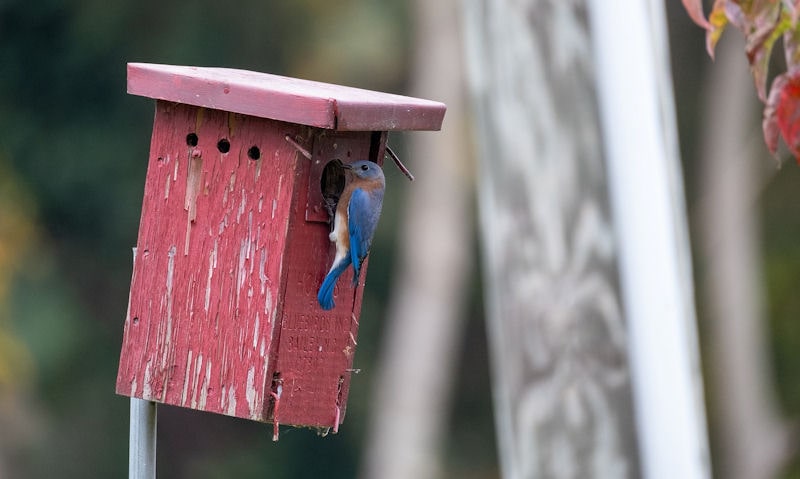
[263,132,305,419]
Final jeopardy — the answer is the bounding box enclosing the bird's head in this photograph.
[344,160,385,183]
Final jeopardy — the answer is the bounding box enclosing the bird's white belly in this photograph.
[329,211,349,266]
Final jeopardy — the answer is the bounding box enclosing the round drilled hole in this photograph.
[248,146,261,160]
[217,139,231,153]
[186,133,198,147]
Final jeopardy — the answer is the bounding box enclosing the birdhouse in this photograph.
[115,63,446,434]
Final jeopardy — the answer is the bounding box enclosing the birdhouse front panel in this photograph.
[272,131,385,428]
[116,101,307,421]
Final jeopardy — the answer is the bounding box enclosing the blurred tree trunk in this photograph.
[463,1,640,477]
[358,0,470,478]
[698,33,791,479]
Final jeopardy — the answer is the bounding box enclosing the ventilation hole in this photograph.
[186,133,198,147]
[248,146,261,160]
[132,316,139,325]
[217,139,231,153]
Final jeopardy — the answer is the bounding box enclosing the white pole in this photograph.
[130,398,157,479]
[586,0,711,478]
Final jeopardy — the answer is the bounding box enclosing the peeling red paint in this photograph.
[116,64,445,433]
[117,102,375,428]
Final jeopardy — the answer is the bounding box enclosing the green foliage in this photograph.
[0,158,36,389]
[0,0,502,476]
[760,164,800,412]
[0,0,424,477]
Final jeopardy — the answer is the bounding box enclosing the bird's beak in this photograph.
[340,163,353,170]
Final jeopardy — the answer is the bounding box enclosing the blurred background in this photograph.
[0,0,799,478]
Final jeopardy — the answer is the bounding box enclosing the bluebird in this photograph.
[318,160,385,310]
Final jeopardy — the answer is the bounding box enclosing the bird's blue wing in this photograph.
[348,187,383,279]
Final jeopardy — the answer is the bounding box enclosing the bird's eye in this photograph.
[361,164,369,171]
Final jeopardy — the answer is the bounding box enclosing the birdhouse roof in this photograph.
[127,63,446,132]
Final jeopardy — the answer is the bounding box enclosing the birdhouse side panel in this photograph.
[270,131,383,428]
[117,102,306,422]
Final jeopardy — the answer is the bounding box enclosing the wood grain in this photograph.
[464,0,639,477]
[116,101,380,429]
[127,63,446,132]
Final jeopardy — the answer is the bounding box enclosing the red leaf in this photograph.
[707,0,730,58]
[785,27,800,70]
[741,2,782,100]
[724,1,747,29]
[749,40,777,102]
[763,75,784,155]
[683,0,710,28]
[763,72,800,160]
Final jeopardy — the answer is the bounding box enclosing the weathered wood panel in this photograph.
[271,130,383,428]
[116,102,377,429]
[127,63,446,132]
[117,101,301,420]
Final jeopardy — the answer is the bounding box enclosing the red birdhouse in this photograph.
[116,63,445,434]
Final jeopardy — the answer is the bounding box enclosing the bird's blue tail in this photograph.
[318,258,351,310]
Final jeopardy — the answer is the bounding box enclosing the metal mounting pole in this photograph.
[129,398,157,479]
